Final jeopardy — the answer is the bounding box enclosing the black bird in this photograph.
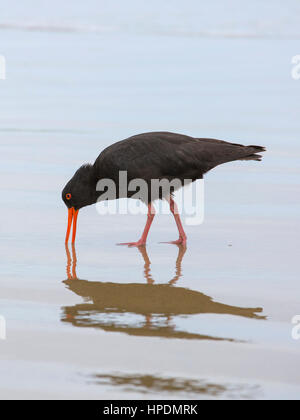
[62,131,266,245]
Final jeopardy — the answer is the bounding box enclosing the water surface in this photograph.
[0,0,300,400]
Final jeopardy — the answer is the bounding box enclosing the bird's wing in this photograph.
[97,132,265,181]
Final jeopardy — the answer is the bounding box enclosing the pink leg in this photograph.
[163,197,187,246]
[118,204,156,247]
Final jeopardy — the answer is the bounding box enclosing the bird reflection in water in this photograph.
[63,244,265,342]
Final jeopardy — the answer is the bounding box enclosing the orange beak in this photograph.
[65,207,79,243]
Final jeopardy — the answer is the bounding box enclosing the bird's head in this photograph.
[62,164,97,243]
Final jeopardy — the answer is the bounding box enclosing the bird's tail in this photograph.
[240,154,263,161]
[248,145,266,152]
[239,145,266,162]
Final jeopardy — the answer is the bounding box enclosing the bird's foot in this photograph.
[117,240,146,248]
[161,237,187,247]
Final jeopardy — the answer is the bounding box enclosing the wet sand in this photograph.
[1,1,300,400]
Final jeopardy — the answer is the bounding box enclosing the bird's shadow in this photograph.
[62,244,266,342]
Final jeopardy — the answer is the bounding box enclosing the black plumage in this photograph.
[98,132,264,196]
[62,131,266,245]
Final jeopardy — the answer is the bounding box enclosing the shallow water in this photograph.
[0,1,300,400]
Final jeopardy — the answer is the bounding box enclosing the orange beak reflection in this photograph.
[65,207,79,243]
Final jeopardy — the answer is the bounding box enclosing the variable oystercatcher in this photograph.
[62,131,265,246]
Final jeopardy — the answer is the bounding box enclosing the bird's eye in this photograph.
[66,193,72,200]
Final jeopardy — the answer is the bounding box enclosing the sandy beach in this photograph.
[0,0,300,400]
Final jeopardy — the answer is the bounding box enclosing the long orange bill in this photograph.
[72,209,79,243]
[65,207,79,243]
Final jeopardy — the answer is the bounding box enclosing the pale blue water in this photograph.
[0,0,300,400]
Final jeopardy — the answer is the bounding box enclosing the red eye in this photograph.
[66,193,72,200]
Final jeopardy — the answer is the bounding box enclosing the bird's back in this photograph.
[94,131,265,182]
